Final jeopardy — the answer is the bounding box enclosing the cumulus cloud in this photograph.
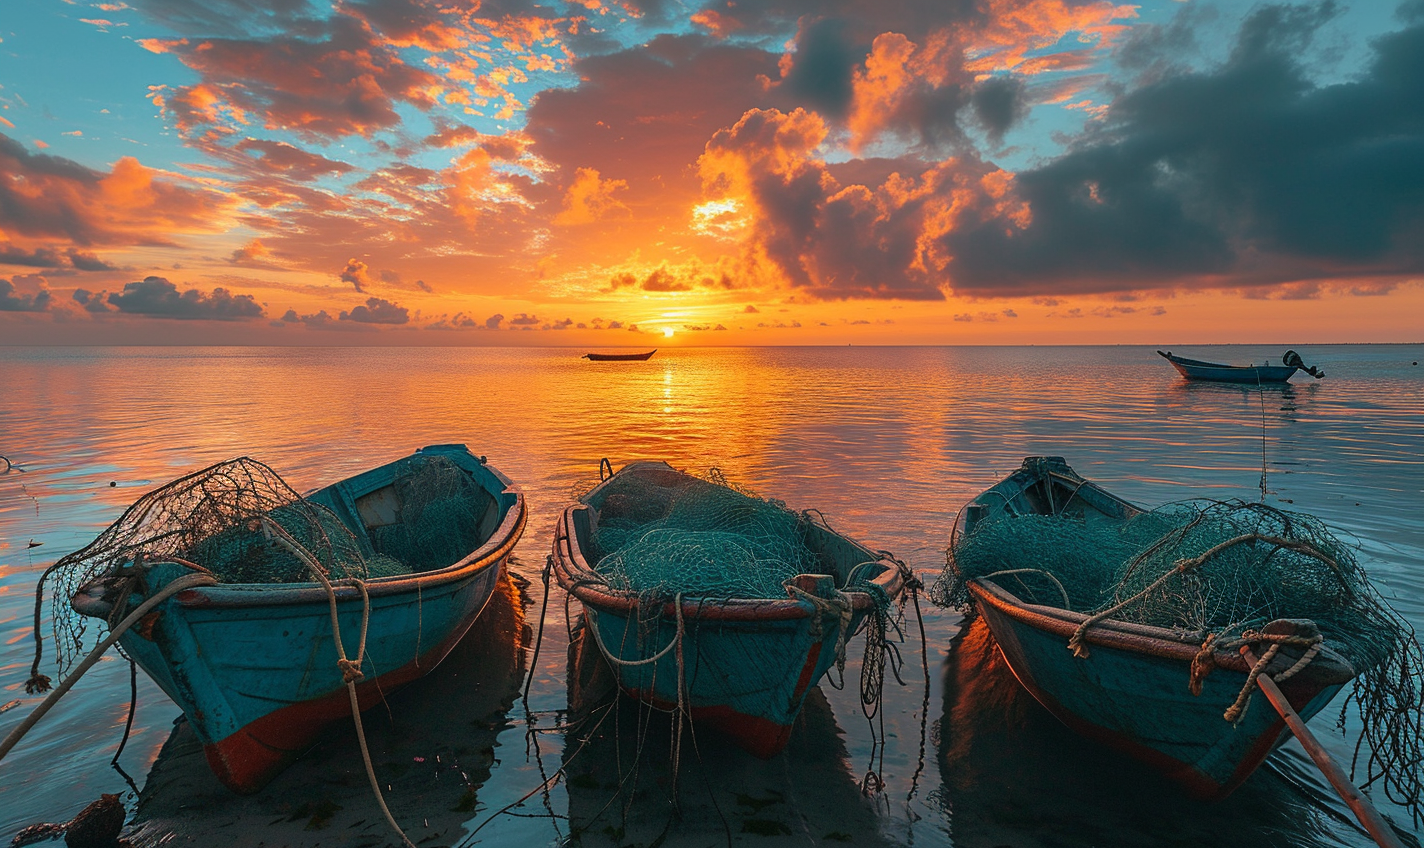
[340,259,372,292]
[340,296,409,324]
[509,312,540,325]
[281,308,337,327]
[0,244,64,268]
[554,167,630,225]
[0,133,232,247]
[0,278,52,312]
[941,3,1424,296]
[73,288,114,313]
[107,276,266,319]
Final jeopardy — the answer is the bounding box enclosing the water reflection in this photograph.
[3,345,1423,844]
[126,574,528,848]
[559,616,889,847]
[935,616,1377,848]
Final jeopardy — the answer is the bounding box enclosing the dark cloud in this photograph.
[742,304,760,313]
[484,313,504,329]
[782,19,858,119]
[339,296,409,324]
[0,278,52,312]
[509,312,539,325]
[941,3,1424,296]
[66,249,120,272]
[0,244,64,268]
[970,76,1029,144]
[73,289,114,313]
[107,276,266,319]
[281,308,337,327]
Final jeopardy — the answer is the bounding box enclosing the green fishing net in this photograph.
[934,498,1424,824]
[367,455,491,572]
[589,470,819,599]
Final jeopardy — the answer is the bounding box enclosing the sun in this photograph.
[662,327,675,338]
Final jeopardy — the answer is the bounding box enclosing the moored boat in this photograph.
[583,349,656,361]
[1157,349,1324,383]
[934,456,1382,800]
[55,444,525,793]
[551,461,907,758]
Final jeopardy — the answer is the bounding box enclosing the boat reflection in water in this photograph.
[562,615,890,847]
[935,617,1374,848]
[127,572,529,848]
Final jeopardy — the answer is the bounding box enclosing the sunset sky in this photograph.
[1,0,1421,345]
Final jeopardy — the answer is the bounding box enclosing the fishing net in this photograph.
[29,454,491,687]
[589,469,819,599]
[934,498,1424,824]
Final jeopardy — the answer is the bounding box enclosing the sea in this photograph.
[0,344,1421,847]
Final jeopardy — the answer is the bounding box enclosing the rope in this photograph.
[1186,627,1325,723]
[259,518,412,848]
[0,572,217,764]
[522,555,555,702]
[783,581,855,678]
[583,593,686,668]
[1068,532,1344,657]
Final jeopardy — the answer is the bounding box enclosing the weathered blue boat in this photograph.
[552,461,906,758]
[950,457,1356,799]
[68,444,525,793]
[1157,349,1324,383]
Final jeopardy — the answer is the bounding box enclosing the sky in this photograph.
[1,0,1422,345]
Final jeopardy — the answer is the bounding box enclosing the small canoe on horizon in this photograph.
[551,460,908,758]
[583,349,656,361]
[62,444,526,793]
[935,456,1367,801]
[1157,349,1324,383]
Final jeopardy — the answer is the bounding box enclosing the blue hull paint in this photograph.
[977,589,1346,796]
[554,461,907,757]
[954,456,1357,799]
[74,445,526,792]
[1158,350,1299,383]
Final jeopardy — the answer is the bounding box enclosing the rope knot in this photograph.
[1189,633,1219,696]
[338,658,364,683]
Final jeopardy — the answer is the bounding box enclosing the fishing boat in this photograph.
[551,461,907,758]
[65,444,526,793]
[583,349,656,361]
[1157,349,1324,383]
[941,456,1358,800]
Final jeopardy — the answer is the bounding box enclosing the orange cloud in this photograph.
[554,167,630,225]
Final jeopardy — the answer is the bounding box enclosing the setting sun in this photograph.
[662,327,675,338]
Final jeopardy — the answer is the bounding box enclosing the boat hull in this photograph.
[74,444,526,793]
[552,461,904,758]
[1158,351,1299,383]
[973,584,1344,798]
[578,595,863,758]
[119,559,506,792]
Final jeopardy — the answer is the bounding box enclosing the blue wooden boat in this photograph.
[551,461,906,758]
[1157,349,1324,383]
[952,457,1356,799]
[69,444,525,793]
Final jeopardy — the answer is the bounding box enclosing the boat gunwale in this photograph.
[551,462,904,622]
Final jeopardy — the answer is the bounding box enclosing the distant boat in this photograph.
[1157,349,1324,383]
[939,456,1359,800]
[551,460,908,758]
[67,444,526,793]
[583,349,656,361]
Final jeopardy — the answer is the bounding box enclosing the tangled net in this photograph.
[29,454,488,687]
[589,469,819,598]
[933,499,1424,824]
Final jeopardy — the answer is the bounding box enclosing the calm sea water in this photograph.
[1,345,1421,847]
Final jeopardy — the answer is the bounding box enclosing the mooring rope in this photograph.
[0,571,217,764]
[260,518,413,848]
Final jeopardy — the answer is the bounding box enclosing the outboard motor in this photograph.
[1282,349,1325,379]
